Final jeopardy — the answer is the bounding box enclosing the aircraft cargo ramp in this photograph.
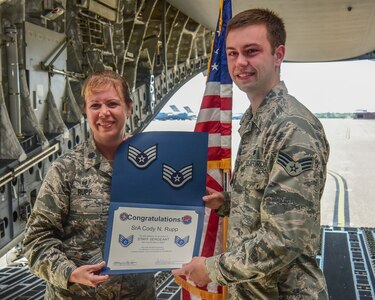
[321,227,375,300]
[0,227,374,299]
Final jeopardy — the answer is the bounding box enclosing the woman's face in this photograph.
[85,84,129,147]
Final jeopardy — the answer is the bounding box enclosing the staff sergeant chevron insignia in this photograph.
[162,163,193,188]
[174,235,190,247]
[277,151,313,176]
[119,234,134,247]
[128,144,157,168]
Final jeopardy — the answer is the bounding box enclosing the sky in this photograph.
[164,60,375,114]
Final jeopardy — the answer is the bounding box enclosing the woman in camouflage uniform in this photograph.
[23,70,156,299]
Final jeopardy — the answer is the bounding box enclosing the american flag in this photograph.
[176,0,232,299]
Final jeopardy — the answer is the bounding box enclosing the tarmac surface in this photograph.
[320,118,375,228]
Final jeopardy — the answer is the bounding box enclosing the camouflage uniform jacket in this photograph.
[205,81,330,299]
[23,137,156,299]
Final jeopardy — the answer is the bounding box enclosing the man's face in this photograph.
[226,24,284,98]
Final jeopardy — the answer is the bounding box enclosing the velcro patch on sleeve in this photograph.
[277,151,313,176]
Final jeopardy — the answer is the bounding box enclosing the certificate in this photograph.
[106,206,199,271]
[102,132,208,274]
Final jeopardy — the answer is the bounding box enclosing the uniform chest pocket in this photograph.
[242,159,268,190]
[70,178,110,215]
[234,144,269,189]
[234,159,268,190]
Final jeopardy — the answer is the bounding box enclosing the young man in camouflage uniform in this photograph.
[23,71,156,299]
[173,8,330,299]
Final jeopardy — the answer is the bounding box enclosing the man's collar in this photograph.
[241,81,288,132]
[256,81,288,113]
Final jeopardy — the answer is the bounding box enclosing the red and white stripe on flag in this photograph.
[180,0,232,299]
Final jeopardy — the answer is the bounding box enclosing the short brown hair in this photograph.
[82,70,133,109]
[227,8,286,53]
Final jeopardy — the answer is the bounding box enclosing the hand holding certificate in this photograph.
[102,132,208,274]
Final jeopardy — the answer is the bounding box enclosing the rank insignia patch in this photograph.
[128,144,157,169]
[175,235,189,247]
[277,151,313,176]
[119,234,134,247]
[162,163,193,188]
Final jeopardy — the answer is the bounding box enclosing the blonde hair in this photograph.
[82,70,133,109]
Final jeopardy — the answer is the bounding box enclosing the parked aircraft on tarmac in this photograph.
[155,105,196,120]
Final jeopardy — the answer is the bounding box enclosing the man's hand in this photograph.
[203,187,224,209]
[68,261,109,287]
[172,257,212,287]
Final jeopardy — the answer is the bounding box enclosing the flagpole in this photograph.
[175,0,232,299]
[222,170,230,299]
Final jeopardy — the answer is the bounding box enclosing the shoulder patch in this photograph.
[277,151,313,176]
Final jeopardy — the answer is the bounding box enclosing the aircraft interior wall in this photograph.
[0,0,212,259]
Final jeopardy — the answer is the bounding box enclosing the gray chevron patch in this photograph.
[277,151,313,176]
[128,144,157,168]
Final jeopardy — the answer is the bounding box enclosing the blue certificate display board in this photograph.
[102,132,208,274]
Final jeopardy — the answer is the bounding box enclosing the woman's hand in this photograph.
[68,261,109,287]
